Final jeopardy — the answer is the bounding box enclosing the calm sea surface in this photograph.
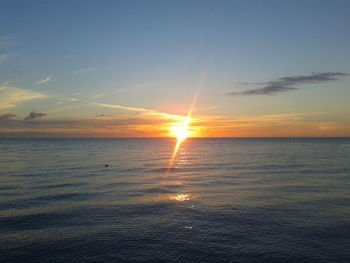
[0,138,349,262]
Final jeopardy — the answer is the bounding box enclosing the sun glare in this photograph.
[170,117,192,143]
[166,116,192,172]
[166,78,202,173]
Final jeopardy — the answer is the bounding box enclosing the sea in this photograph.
[0,138,349,262]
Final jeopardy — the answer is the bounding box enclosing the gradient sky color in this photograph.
[1,0,350,137]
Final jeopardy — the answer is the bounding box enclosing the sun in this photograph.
[170,116,191,143]
[166,116,192,172]
[166,81,201,173]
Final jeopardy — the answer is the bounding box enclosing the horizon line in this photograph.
[0,136,349,139]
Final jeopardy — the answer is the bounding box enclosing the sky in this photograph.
[1,0,350,137]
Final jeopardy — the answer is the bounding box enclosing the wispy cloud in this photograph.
[0,113,16,121]
[0,84,47,110]
[33,76,53,85]
[88,101,184,121]
[227,72,348,96]
[192,112,350,137]
[0,54,13,63]
[24,111,47,120]
[0,114,174,138]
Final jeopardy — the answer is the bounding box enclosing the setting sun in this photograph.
[2,2,350,262]
[166,116,193,172]
[170,116,192,142]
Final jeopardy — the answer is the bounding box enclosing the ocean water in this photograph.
[0,138,349,262]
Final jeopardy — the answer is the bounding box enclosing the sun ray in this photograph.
[166,76,204,173]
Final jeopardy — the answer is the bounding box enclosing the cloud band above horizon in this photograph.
[228,72,348,96]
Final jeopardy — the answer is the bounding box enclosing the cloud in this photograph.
[0,84,47,109]
[33,76,53,85]
[1,111,349,138]
[0,116,169,129]
[0,113,16,121]
[0,54,12,63]
[88,101,184,121]
[0,99,195,137]
[24,111,47,120]
[227,72,348,96]
[0,114,176,138]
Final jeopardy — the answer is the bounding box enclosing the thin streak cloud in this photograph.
[228,72,348,96]
[33,76,53,85]
[0,84,47,109]
[88,101,184,121]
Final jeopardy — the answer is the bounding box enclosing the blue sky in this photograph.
[1,0,349,137]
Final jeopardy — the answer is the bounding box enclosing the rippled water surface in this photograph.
[1,138,350,262]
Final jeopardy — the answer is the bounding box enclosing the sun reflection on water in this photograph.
[170,194,190,202]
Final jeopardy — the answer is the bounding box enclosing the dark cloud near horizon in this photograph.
[0,116,168,138]
[24,111,47,120]
[0,116,167,130]
[0,113,16,120]
[227,72,348,96]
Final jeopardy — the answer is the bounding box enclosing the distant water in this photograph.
[1,138,350,262]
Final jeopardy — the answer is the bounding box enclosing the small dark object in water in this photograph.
[105,164,109,167]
